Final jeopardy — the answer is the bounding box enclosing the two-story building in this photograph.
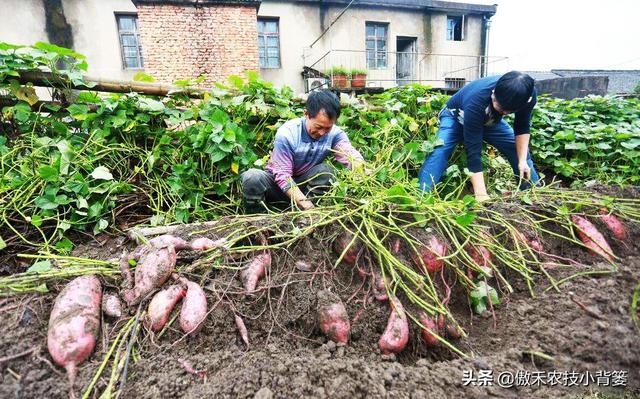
[0,0,504,93]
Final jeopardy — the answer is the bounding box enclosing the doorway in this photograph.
[396,37,417,86]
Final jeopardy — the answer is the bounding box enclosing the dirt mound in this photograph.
[1,206,639,399]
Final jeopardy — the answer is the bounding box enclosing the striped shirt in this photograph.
[266,117,364,192]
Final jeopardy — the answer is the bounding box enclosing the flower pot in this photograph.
[351,73,367,88]
[331,74,349,89]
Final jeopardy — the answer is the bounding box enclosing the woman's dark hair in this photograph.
[306,90,341,120]
[494,71,535,111]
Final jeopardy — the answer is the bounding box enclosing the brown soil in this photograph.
[1,210,639,399]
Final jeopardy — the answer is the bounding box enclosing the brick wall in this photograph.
[136,4,259,85]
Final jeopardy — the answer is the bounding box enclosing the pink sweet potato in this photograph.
[372,269,389,302]
[240,251,271,294]
[122,245,177,306]
[48,275,102,395]
[465,243,493,279]
[179,279,208,334]
[571,215,615,261]
[317,290,351,344]
[379,296,409,355]
[418,312,439,346]
[599,208,628,241]
[514,230,544,253]
[411,234,447,274]
[149,234,190,250]
[146,284,187,332]
[190,237,228,251]
[235,314,249,347]
[101,293,122,318]
[333,232,362,265]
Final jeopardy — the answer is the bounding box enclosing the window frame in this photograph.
[115,13,144,70]
[446,15,466,41]
[257,17,282,69]
[445,77,466,89]
[365,21,389,70]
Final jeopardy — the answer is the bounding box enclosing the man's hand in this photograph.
[475,193,491,202]
[298,199,315,211]
[518,161,531,181]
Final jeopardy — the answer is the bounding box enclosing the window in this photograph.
[258,18,281,68]
[445,77,466,89]
[116,14,143,69]
[446,15,465,41]
[365,22,388,69]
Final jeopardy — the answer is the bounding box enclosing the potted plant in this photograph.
[350,68,368,88]
[327,66,349,89]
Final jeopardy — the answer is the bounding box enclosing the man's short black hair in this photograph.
[306,90,341,120]
[494,71,535,112]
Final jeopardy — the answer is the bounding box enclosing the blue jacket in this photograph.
[446,75,537,172]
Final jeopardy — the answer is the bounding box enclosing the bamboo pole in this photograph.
[14,70,210,98]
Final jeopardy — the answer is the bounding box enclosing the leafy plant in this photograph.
[469,281,500,315]
[326,66,349,76]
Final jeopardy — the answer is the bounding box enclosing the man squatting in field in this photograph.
[418,71,540,201]
[241,90,365,213]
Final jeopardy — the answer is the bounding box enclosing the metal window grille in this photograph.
[365,22,388,69]
[116,14,144,69]
[258,18,281,68]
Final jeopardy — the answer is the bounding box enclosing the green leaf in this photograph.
[68,104,90,120]
[138,97,165,112]
[133,72,156,82]
[30,214,43,227]
[38,165,59,182]
[385,184,414,206]
[55,238,74,254]
[34,284,49,293]
[227,75,244,89]
[210,151,227,163]
[621,138,640,150]
[564,142,587,150]
[90,166,113,180]
[93,219,109,234]
[0,236,6,251]
[455,212,475,227]
[27,260,52,273]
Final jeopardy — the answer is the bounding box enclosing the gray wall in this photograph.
[0,0,139,81]
[552,70,640,94]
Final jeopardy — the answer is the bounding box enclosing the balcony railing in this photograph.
[307,49,509,90]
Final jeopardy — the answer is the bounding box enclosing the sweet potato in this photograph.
[333,231,362,265]
[146,284,187,332]
[240,251,271,294]
[571,215,615,261]
[48,275,102,396]
[378,296,409,355]
[149,234,190,250]
[317,290,350,344]
[179,279,208,334]
[445,323,462,339]
[514,230,544,253]
[101,293,122,318]
[599,209,628,241]
[372,269,389,302]
[465,244,493,279]
[190,237,227,251]
[122,245,177,306]
[411,234,447,274]
[418,312,439,346]
[235,314,249,347]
